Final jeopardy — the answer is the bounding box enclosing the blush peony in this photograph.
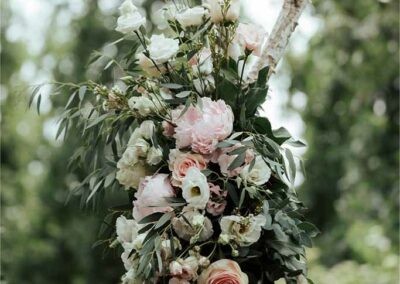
[132,174,175,221]
[198,259,249,284]
[172,97,234,155]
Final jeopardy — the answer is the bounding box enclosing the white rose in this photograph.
[148,34,179,64]
[116,0,146,34]
[220,214,266,246]
[128,96,155,116]
[116,216,140,246]
[146,146,163,165]
[240,156,271,185]
[139,120,155,139]
[234,23,267,56]
[176,6,207,29]
[117,146,140,168]
[182,167,210,209]
[116,161,150,189]
[133,138,149,157]
[204,0,240,23]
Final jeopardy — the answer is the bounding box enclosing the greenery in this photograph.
[1,0,398,283]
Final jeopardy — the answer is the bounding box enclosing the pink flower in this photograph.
[169,149,208,186]
[172,98,234,155]
[169,256,199,281]
[234,23,267,56]
[162,121,175,137]
[198,259,249,284]
[206,183,227,216]
[132,174,175,221]
[218,144,254,177]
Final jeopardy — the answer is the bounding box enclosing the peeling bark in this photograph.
[248,0,309,81]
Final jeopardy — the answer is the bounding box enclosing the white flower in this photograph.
[128,96,155,116]
[191,48,213,76]
[116,0,146,34]
[240,156,271,185]
[116,216,140,246]
[133,138,149,157]
[138,120,155,140]
[131,233,147,250]
[148,34,179,64]
[234,23,267,56]
[220,214,266,246]
[116,161,150,189]
[176,6,208,29]
[192,214,205,226]
[204,0,240,23]
[182,167,210,209]
[146,146,163,165]
[117,146,140,168]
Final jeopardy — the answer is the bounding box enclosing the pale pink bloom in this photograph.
[169,256,199,281]
[172,98,234,155]
[162,121,175,137]
[198,259,249,284]
[206,183,227,216]
[218,143,255,177]
[234,23,267,56]
[132,174,175,221]
[168,149,208,186]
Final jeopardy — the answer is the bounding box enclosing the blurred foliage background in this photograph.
[1,0,398,284]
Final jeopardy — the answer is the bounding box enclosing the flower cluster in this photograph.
[55,0,316,283]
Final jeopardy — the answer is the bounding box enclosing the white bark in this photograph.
[247,0,309,81]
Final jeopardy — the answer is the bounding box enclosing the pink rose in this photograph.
[234,23,267,56]
[198,259,249,284]
[172,98,234,155]
[206,183,227,216]
[169,149,208,186]
[162,121,175,137]
[169,256,199,281]
[218,144,254,177]
[132,174,176,221]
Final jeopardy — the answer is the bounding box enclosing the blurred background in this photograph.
[1,0,399,283]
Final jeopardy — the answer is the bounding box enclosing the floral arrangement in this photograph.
[32,0,318,283]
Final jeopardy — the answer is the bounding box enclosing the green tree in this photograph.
[288,0,399,280]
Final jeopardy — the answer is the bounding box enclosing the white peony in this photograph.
[219,214,266,246]
[204,0,240,23]
[128,96,155,117]
[116,161,150,189]
[116,0,146,34]
[116,216,140,246]
[176,6,208,29]
[138,120,155,140]
[182,167,210,209]
[132,138,149,157]
[148,34,179,64]
[240,156,271,185]
[146,146,163,165]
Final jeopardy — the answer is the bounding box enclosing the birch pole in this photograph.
[247,0,310,81]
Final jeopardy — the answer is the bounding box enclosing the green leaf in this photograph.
[86,113,109,129]
[226,182,239,207]
[108,204,132,212]
[285,148,296,186]
[104,172,115,187]
[298,222,320,237]
[154,212,172,229]
[175,91,192,98]
[216,140,239,148]
[78,85,87,101]
[138,223,154,234]
[36,94,42,114]
[227,146,247,156]
[216,78,238,109]
[239,188,246,208]
[138,212,164,224]
[161,83,183,89]
[28,86,40,109]
[227,151,246,171]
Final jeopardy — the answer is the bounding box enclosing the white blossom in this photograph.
[116,0,146,34]
[182,167,210,209]
[240,156,271,185]
[148,34,179,64]
[176,6,208,29]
